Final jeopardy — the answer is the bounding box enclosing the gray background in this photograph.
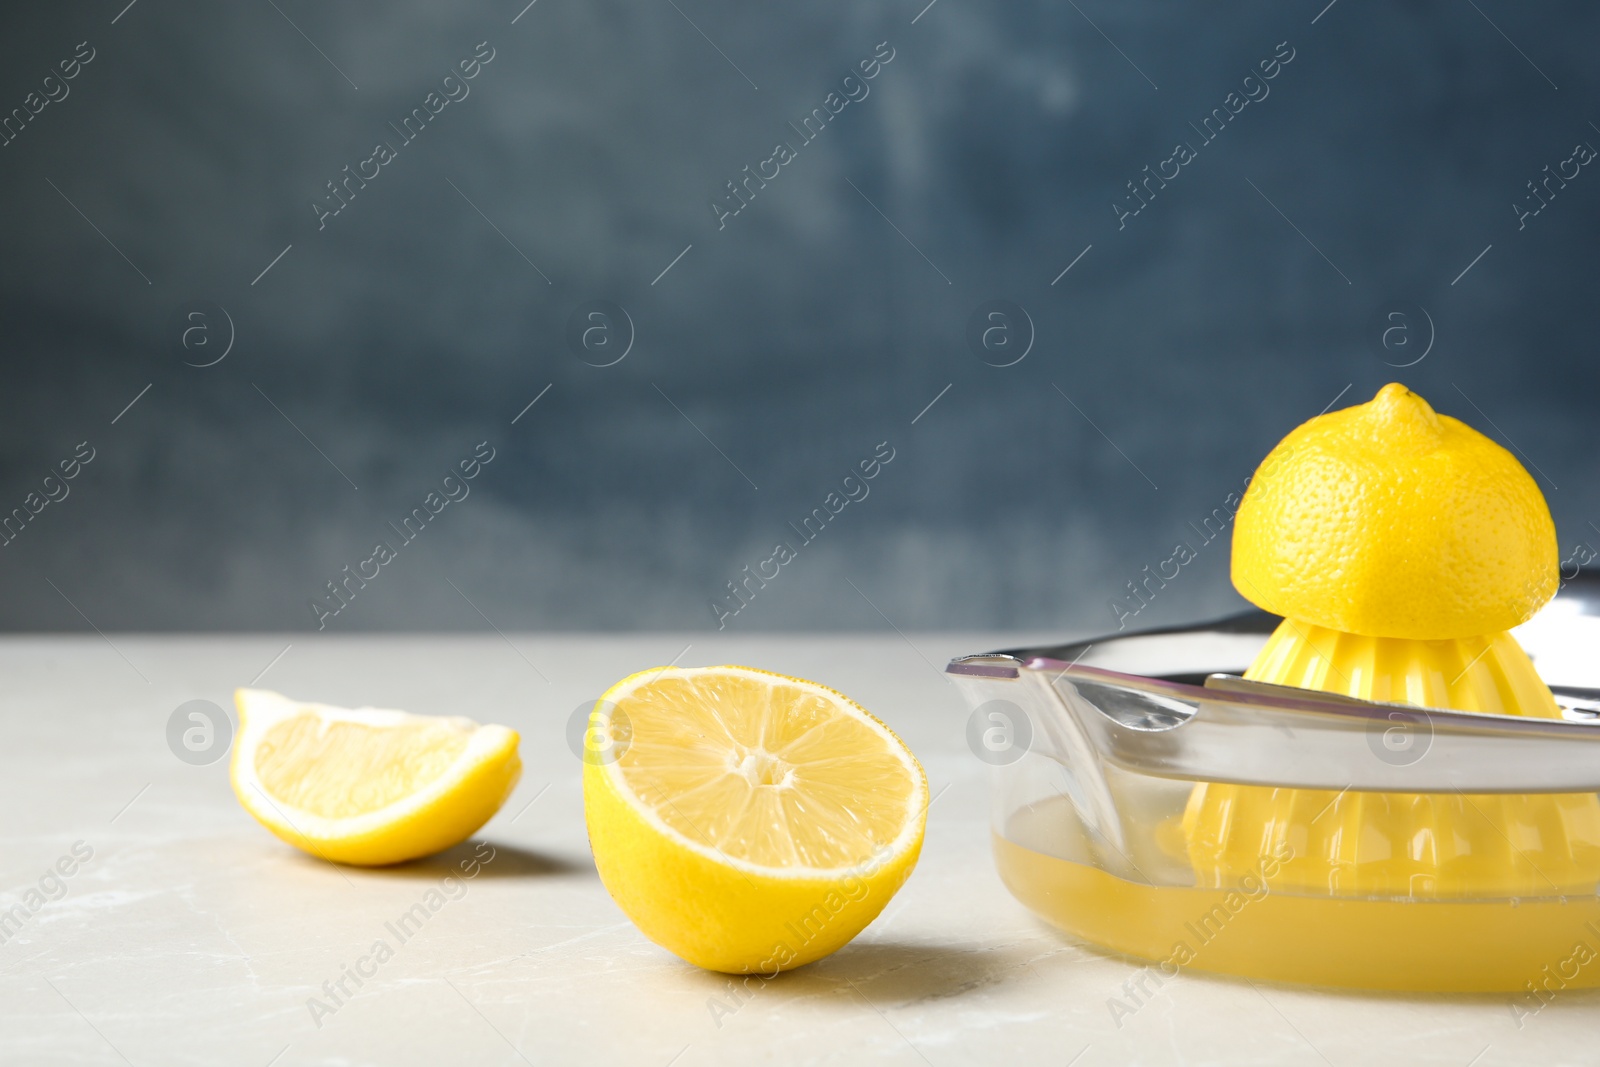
[0,0,1594,634]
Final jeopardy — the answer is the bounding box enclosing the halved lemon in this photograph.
[582,665,927,974]
[231,688,521,866]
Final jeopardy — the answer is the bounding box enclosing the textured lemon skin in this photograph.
[1231,383,1557,639]
[230,694,522,867]
[581,665,927,974]
[584,758,922,974]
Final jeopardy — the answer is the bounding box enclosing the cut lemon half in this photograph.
[231,688,521,867]
[582,666,927,974]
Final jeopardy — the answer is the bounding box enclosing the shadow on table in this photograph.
[673,941,1006,1013]
[806,940,1010,1004]
[373,840,591,880]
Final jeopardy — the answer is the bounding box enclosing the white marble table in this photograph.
[1,634,1594,1066]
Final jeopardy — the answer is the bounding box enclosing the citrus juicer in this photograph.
[947,590,1600,991]
[1188,384,1600,902]
[947,384,1600,991]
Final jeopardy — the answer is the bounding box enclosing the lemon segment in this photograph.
[583,666,927,974]
[231,688,521,867]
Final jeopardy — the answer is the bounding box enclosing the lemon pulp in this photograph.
[614,670,919,867]
[255,717,471,819]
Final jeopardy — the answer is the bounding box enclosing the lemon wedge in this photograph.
[231,688,521,866]
[583,666,927,974]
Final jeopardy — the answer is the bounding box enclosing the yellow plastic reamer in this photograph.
[1184,623,1600,896]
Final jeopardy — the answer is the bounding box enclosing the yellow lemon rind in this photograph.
[585,755,922,973]
[1230,383,1558,640]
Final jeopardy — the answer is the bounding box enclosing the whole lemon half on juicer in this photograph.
[1231,382,1557,639]
[1186,383,1600,898]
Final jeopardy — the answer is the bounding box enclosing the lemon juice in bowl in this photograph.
[994,794,1600,993]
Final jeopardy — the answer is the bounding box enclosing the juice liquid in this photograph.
[995,796,1600,992]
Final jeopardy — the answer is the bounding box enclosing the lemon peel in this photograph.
[1231,382,1557,639]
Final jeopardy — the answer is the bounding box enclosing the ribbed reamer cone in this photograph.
[1184,624,1600,897]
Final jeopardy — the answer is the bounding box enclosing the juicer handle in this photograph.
[1043,662,1600,794]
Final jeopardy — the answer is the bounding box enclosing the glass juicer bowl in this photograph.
[947,571,1600,992]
